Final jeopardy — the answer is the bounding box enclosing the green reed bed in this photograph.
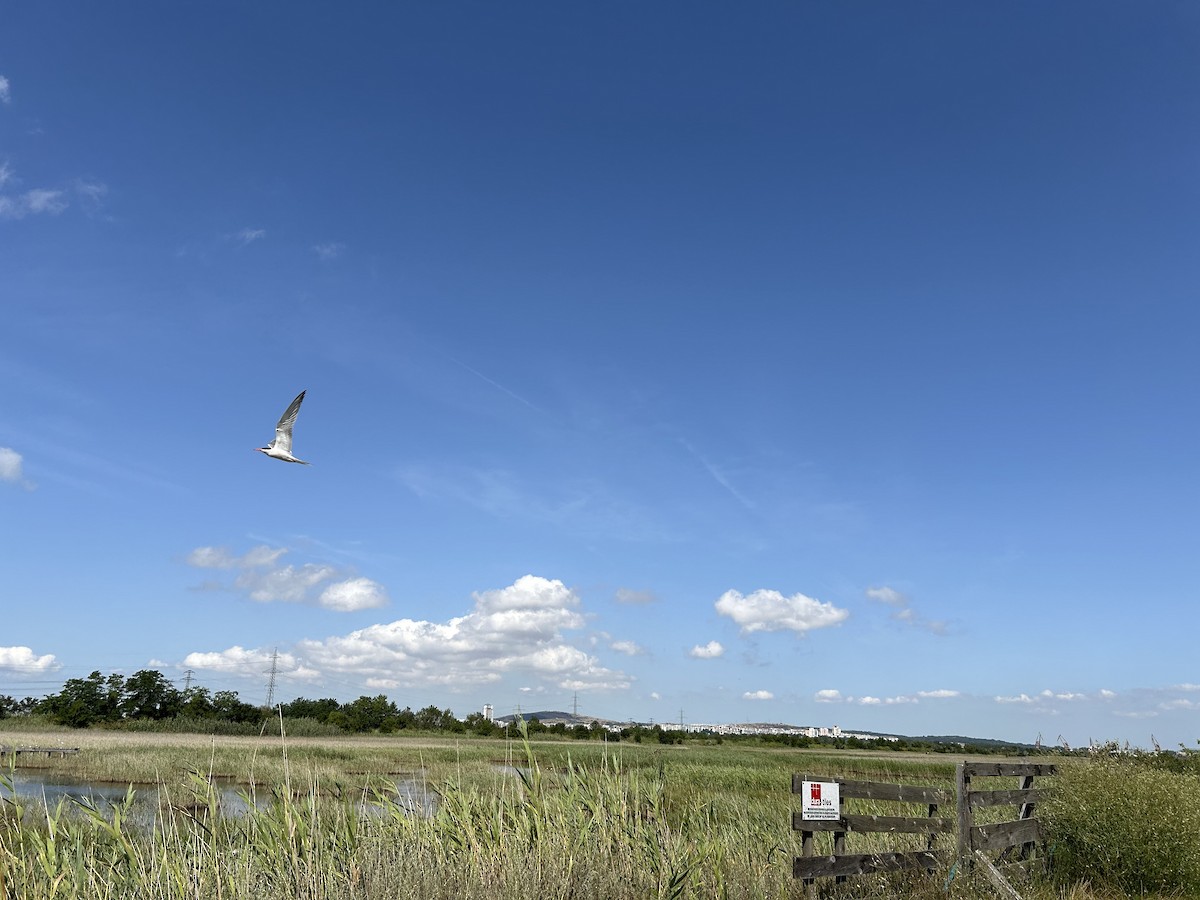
[3,726,1179,899]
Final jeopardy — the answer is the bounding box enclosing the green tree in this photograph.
[280,697,341,722]
[121,670,182,720]
[212,690,262,724]
[180,686,214,718]
[43,671,123,727]
[343,695,400,732]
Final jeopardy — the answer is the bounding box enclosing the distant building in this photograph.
[482,703,494,722]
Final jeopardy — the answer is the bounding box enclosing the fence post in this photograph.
[955,761,971,867]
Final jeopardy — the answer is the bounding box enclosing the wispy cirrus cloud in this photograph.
[234,228,265,246]
[866,586,949,635]
[615,587,657,605]
[312,241,344,260]
[186,544,388,612]
[0,163,68,220]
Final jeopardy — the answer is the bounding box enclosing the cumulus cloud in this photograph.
[715,589,848,636]
[0,75,10,104]
[995,693,1036,704]
[318,577,388,612]
[689,640,725,659]
[743,689,774,700]
[0,646,59,672]
[610,640,645,656]
[188,576,632,694]
[300,575,627,689]
[186,544,387,611]
[182,645,319,681]
[815,689,843,703]
[917,689,960,699]
[0,447,34,489]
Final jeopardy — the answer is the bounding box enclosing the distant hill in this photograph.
[494,711,1037,750]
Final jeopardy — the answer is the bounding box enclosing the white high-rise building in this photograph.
[482,703,494,722]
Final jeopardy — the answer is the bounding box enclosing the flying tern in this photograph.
[255,390,310,464]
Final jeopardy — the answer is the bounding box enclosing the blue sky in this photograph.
[2,3,1198,749]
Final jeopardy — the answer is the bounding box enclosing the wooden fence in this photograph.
[957,762,1057,897]
[793,761,1057,894]
[791,772,953,884]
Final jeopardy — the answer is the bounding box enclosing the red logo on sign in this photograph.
[810,783,822,802]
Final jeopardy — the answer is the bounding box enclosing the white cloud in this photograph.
[865,585,948,635]
[0,75,9,103]
[917,689,960,699]
[0,646,59,672]
[610,640,645,656]
[0,181,68,219]
[318,577,389,612]
[815,689,843,703]
[743,690,774,700]
[313,242,344,260]
[0,448,25,482]
[715,589,848,636]
[186,544,386,611]
[235,228,265,245]
[182,645,319,681]
[995,693,1036,704]
[615,588,657,605]
[0,447,34,489]
[186,575,631,694]
[866,586,906,606]
[858,696,881,705]
[689,640,725,659]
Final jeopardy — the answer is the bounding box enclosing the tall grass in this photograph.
[1040,754,1200,896]
[4,728,1187,899]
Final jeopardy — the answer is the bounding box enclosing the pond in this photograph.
[1,770,437,828]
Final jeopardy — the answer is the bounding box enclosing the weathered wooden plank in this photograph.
[793,812,953,834]
[956,763,972,863]
[974,850,1024,900]
[794,850,946,879]
[968,788,1042,807]
[960,763,1057,778]
[792,774,950,804]
[971,818,1042,853]
[0,746,80,757]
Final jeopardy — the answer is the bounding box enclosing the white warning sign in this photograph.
[801,780,840,820]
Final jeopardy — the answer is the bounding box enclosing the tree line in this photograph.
[0,668,1033,754]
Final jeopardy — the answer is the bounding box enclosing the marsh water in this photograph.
[1,770,437,827]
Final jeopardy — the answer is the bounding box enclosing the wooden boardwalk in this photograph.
[0,746,80,759]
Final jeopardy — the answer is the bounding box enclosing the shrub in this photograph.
[1040,756,1200,895]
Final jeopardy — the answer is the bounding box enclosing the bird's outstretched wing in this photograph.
[270,390,306,455]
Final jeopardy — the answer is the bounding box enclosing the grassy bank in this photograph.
[0,725,1182,899]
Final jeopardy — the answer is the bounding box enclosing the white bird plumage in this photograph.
[255,390,310,464]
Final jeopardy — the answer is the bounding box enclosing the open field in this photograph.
[0,726,1175,899]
